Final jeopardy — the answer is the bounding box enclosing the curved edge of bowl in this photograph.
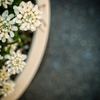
[2,0,50,100]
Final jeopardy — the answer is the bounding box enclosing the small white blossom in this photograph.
[13,1,42,31]
[0,55,3,60]
[8,38,18,50]
[0,80,15,97]
[4,38,18,51]
[4,43,18,52]
[5,50,27,74]
[0,0,14,8]
[0,66,10,81]
[0,10,18,42]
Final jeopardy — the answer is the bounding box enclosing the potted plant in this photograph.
[0,0,50,100]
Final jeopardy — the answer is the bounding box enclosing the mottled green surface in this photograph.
[20,0,100,100]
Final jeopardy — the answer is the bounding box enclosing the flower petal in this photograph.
[7,14,14,21]
[9,31,14,37]
[2,10,8,18]
[34,20,41,27]
[12,26,18,31]
[31,25,36,31]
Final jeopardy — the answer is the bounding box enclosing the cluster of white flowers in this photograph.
[0,0,14,8]
[5,50,27,74]
[0,66,9,81]
[0,10,18,42]
[0,0,42,97]
[0,66,15,96]
[0,80,15,97]
[13,1,42,31]
[0,49,27,96]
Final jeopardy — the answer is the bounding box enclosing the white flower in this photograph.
[0,80,15,97]
[4,38,18,51]
[0,66,10,81]
[13,1,42,31]
[5,50,27,74]
[0,0,14,8]
[0,10,18,42]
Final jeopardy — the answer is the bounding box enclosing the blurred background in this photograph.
[20,0,100,100]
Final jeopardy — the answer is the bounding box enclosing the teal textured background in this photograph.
[20,0,100,100]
